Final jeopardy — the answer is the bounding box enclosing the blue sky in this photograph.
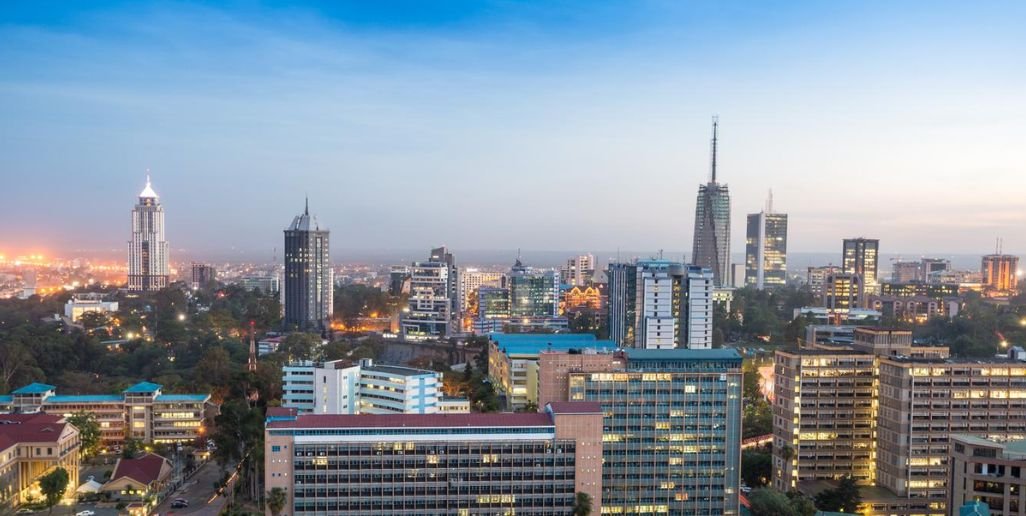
[1,1,1024,260]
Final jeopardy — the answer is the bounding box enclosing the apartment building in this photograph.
[264,402,604,515]
[949,434,1026,515]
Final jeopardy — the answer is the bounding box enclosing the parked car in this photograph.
[75,511,96,516]
[170,499,189,509]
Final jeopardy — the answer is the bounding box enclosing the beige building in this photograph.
[0,413,80,511]
[949,434,1026,515]
[101,453,172,503]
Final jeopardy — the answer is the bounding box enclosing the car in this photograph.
[75,511,95,516]
[170,500,189,509]
[15,509,34,514]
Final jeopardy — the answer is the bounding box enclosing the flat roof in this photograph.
[490,333,617,355]
[12,383,57,394]
[777,348,871,356]
[268,412,554,430]
[363,365,437,377]
[624,348,741,361]
[547,401,603,414]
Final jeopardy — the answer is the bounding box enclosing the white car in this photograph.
[76,511,96,516]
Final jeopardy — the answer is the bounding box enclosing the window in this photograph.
[272,446,281,453]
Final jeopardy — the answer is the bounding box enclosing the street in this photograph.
[152,461,228,516]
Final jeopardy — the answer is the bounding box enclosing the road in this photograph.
[152,461,227,516]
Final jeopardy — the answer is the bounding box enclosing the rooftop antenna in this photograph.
[710,116,719,183]
[658,249,664,260]
[767,189,774,213]
[304,195,309,216]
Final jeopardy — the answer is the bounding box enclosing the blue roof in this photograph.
[0,395,12,403]
[12,383,56,394]
[48,395,124,403]
[625,348,741,361]
[489,333,617,355]
[155,394,209,402]
[124,382,162,393]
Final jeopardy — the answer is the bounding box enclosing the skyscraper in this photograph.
[692,118,731,286]
[982,254,1019,294]
[606,262,638,347]
[509,258,559,319]
[283,199,332,331]
[128,176,169,292]
[560,253,595,286]
[842,238,880,289]
[745,193,788,289]
[401,247,458,339]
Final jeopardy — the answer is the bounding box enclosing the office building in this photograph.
[692,119,732,286]
[842,238,880,290]
[606,260,714,350]
[458,268,505,316]
[190,262,216,289]
[281,360,460,415]
[891,261,922,283]
[824,272,864,310]
[127,176,169,292]
[238,275,279,294]
[402,248,459,339]
[982,254,1019,294]
[807,265,841,301]
[772,349,877,491]
[949,434,1026,515]
[487,333,616,410]
[509,259,559,318]
[0,413,80,511]
[541,348,743,515]
[387,265,410,296]
[0,382,210,445]
[880,282,959,298]
[63,293,118,323]
[794,306,881,325]
[607,262,638,347]
[561,254,595,286]
[731,263,747,288]
[745,197,788,289]
[283,200,332,331]
[264,403,604,515]
[867,295,958,324]
[922,258,951,283]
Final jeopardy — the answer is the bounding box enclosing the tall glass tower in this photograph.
[692,118,731,286]
[283,199,333,331]
[128,176,169,292]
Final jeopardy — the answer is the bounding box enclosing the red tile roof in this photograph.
[0,413,62,424]
[0,415,68,445]
[266,407,298,418]
[268,412,555,429]
[546,401,603,414]
[111,453,169,486]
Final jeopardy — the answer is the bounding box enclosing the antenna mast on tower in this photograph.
[710,116,719,183]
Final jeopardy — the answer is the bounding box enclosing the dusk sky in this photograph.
[1,1,1024,259]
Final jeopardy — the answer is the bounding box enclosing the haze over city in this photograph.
[2,0,1025,259]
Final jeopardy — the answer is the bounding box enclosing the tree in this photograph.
[786,491,818,516]
[39,467,69,514]
[122,437,144,459]
[748,488,797,516]
[572,492,593,516]
[278,333,320,362]
[741,448,772,487]
[267,487,287,516]
[196,346,235,387]
[743,398,773,438]
[814,475,862,513]
[67,411,101,457]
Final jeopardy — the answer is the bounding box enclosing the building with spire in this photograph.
[745,191,788,289]
[128,176,169,291]
[283,199,333,331]
[692,117,731,286]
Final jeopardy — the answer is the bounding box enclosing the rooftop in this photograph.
[624,348,741,361]
[490,333,618,355]
[124,382,163,393]
[268,412,554,430]
[155,394,209,402]
[546,401,603,415]
[12,382,57,395]
[110,453,169,486]
[48,395,125,403]
[0,418,70,445]
[363,365,438,377]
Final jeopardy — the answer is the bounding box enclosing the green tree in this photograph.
[122,437,144,459]
[266,487,287,516]
[67,411,101,457]
[814,475,862,513]
[39,467,69,514]
[196,346,235,387]
[743,398,773,438]
[278,333,320,362]
[748,488,797,516]
[786,491,818,516]
[741,448,772,487]
[572,492,593,516]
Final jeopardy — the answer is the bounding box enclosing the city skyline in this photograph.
[2,2,1025,257]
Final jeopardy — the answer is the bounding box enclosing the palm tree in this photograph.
[267,487,287,516]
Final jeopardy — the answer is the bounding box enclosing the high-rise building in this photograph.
[127,176,169,291]
[283,200,332,331]
[745,197,788,290]
[606,260,713,349]
[387,265,410,296]
[890,260,922,283]
[509,259,559,319]
[807,265,841,301]
[541,348,743,515]
[842,238,880,290]
[401,247,459,339]
[982,254,1019,294]
[921,258,951,283]
[264,403,604,515]
[693,118,731,286]
[824,272,864,311]
[190,262,216,289]
[560,253,595,286]
[458,268,505,316]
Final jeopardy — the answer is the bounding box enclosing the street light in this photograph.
[178,313,186,321]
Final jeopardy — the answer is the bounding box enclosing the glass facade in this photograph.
[693,183,731,287]
[567,352,742,515]
[842,238,879,288]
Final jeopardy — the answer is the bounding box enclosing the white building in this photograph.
[402,258,455,339]
[127,176,169,292]
[636,260,683,350]
[560,254,595,286]
[682,266,714,349]
[458,268,505,316]
[64,293,118,323]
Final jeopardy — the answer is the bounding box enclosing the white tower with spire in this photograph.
[128,175,169,291]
